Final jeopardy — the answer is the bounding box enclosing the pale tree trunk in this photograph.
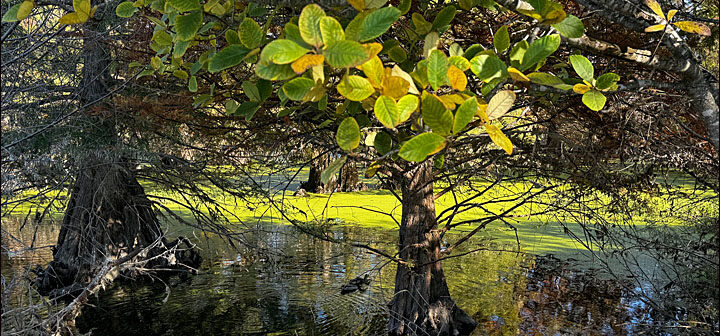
[387,161,477,335]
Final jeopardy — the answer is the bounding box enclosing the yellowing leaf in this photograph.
[365,161,381,178]
[447,65,467,91]
[507,67,530,82]
[59,12,87,24]
[485,124,513,154]
[477,104,489,123]
[486,90,516,120]
[644,24,666,33]
[543,9,566,25]
[573,83,591,94]
[437,95,457,110]
[382,75,410,99]
[673,21,712,36]
[666,9,677,22]
[74,0,91,19]
[391,65,419,95]
[644,0,665,20]
[358,56,384,87]
[347,0,364,11]
[291,54,325,74]
[17,0,33,20]
[363,42,383,58]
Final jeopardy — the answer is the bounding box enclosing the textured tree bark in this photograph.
[387,161,477,336]
[337,160,361,192]
[301,152,336,192]
[34,18,201,299]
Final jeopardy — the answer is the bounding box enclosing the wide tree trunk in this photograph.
[387,161,477,335]
[34,14,200,299]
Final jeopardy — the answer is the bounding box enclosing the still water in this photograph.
[2,216,654,335]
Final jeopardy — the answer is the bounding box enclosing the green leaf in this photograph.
[2,4,21,22]
[427,50,449,91]
[520,34,560,71]
[239,102,261,121]
[319,16,344,46]
[115,1,137,17]
[188,76,198,92]
[412,13,432,35]
[569,55,594,82]
[282,77,315,101]
[225,30,241,44]
[469,54,508,83]
[582,89,606,111]
[374,95,400,128]
[422,93,453,135]
[153,30,173,46]
[398,0,411,14]
[299,4,325,47]
[595,72,620,90]
[459,0,473,11]
[453,97,477,134]
[225,100,239,114]
[336,117,361,151]
[321,156,346,184]
[168,0,200,12]
[509,40,528,67]
[397,94,419,124]
[432,5,456,32]
[347,7,401,42]
[448,56,470,71]
[463,44,485,59]
[527,72,572,90]
[399,133,446,162]
[552,15,584,38]
[388,46,407,63]
[449,43,464,57]
[337,75,374,101]
[242,81,261,101]
[260,39,310,64]
[176,11,202,41]
[255,61,296,80]
[238,18,263,49]
[209,45,251,73]
[486,90,516,120]
[493,25,510,53]
[324,40,368,68]
[374,131,392,155]
[284,23,312,49]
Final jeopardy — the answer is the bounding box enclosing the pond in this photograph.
[2,214,661,336]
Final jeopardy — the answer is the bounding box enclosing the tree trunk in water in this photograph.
[337,160,362,192]
[301,152,335,193]
[387,161,477,335]
[35,157,184,297]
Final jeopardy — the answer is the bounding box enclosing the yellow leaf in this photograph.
[391,65,419,95]
[477,104,489,123]
[486,90,516,120]
[381,76,410,99]
[311,64,324,83]
[17,0,33,20]
[644,0,665,20]
[437,95,456,110]
[507,67,530,82]
[543,9,566,25]
[347,0,364,11]
[363,42,383,58]
[447,65,467,91]
[59,12,87,24]
[485,124,513,154]
[673,21,712,36]
[74,0,91,19]
[644,24,666,32]
[358,56,384,87]
[666,9,677,22]
[573,83,591,94]
[445,94,466,105]
[365,160,381,178]
[291,54,325,74]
